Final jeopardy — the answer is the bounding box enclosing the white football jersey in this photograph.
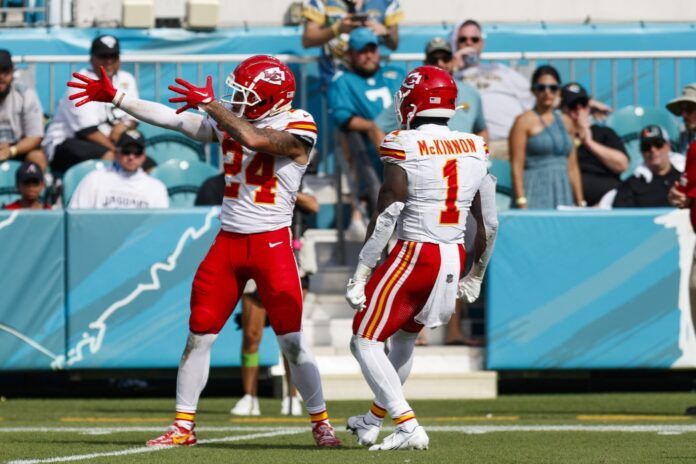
[210,109,317,234]
[379,124,488,244]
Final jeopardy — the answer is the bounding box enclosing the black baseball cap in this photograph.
[0,49,13,72]
[16,161,43,185]
[90,35,120,57]
[640,124,669,145]
[117,130,146,151]
[561,82,590,108]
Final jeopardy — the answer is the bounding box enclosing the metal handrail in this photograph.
[12,50,696,65]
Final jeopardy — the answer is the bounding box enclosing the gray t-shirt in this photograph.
[0,80,44,144]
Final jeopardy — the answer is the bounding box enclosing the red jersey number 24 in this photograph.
[222,139,277,204]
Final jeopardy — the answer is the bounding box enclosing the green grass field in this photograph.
[3,394,696,463]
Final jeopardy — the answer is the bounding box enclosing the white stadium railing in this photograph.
[11,50,696,163]
[14,50,696,112]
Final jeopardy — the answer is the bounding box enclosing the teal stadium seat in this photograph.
[489,158,512,195]
[606,106,681,177]
[145,134,206,166]
[150,159,218,208]
[0,160,21,206]
[62,159,109,206]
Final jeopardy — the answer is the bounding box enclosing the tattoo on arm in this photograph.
[204,101,307,160]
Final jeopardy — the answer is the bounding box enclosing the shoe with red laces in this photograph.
[312,421,342,447]
[146,423,197,447]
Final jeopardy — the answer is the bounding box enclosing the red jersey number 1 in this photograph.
[439,158,460,225]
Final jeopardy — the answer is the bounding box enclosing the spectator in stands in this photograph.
[0,50,46,171]
[3,161,49,209]
[666,82,696,154]
[69,130,168,209]
[424,37,487,140]
[43,35,139,173]
[328,28,402,150]
[509,65,584,209]
[450,19,534,159]
[302,0,403,84]
[328,28,402,236]
[613,125,682,208]
[560,83,629,206]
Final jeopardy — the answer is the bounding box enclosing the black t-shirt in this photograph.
[578,125,629,205]
[613,165,681,208]
[194,173,225,206]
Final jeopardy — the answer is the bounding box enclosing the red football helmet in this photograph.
[395,65,457,128]
[222,55,296,121]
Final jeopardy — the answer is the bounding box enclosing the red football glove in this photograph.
[67,66,117,107]
[168,76,215,114]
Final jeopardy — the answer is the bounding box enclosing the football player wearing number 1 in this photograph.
[344,66,496,450]
[66,55,342,448]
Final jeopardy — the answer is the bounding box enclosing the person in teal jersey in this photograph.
[509,65,585,209]
[423,37,487,140]
[302,0,403,85]
[328,27,403,177]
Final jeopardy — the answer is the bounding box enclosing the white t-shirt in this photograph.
[43,68,139,161]
[379,124,488,244]
[211,109,317,234]
[69,164,169,209]
[458,63,535,141]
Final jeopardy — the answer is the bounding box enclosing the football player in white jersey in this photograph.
[344,66,498,450]
[67,55,341,447]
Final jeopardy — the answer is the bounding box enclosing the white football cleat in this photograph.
[230,394,261,416]
[346,414,381,446]
[280,395,303,416]
[369,425,429,451]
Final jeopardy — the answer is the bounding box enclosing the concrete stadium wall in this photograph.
[70,0,696,28]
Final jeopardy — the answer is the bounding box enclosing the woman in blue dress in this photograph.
[509,65,585,209]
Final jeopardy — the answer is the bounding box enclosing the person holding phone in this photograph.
[449,19,534,160]
[302,0,403,85]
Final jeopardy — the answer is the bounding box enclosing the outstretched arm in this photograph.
[167,76,310,164]
[67,67,213,143]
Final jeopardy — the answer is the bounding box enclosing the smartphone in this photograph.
[352,13,369,23]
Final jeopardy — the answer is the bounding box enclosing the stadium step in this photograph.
[309,346,496,400]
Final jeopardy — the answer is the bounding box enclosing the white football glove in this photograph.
[457,274,483,303]
[345,263,372,311]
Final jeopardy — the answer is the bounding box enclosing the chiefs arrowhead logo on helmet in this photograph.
[402,71,423,90]
[258,67,286,86]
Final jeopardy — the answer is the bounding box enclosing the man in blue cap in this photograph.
[328,27,403,238]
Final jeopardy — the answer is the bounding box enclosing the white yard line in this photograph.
[3,424,696,435]
[0,426,305,433]
[6,429,304,464]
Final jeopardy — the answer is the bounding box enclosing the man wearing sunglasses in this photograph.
[561,83,628,206]
[449,19,533,160]
[68,130,169,209]
[424,37,487,141]
[666,83,696,155]
[613,125,682,208]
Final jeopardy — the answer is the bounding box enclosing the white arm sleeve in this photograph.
[113,90,213,142]
[470,173,498,279]
[358,201,405,269]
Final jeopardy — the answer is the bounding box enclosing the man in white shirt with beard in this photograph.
[44,35,139,173]
[69,130,169,209]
